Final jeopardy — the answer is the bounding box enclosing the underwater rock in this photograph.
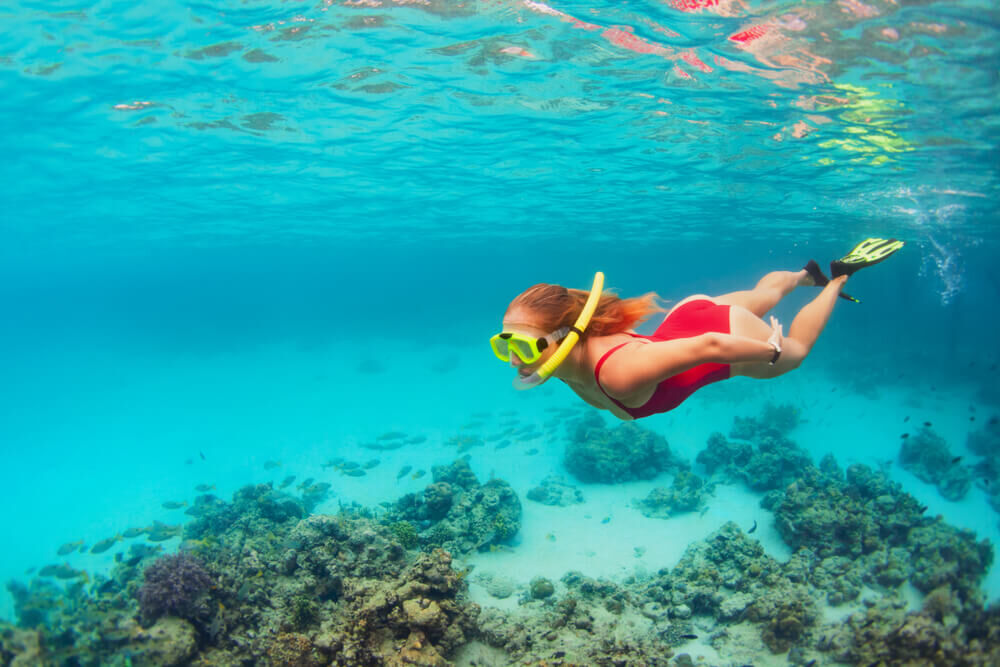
[128,616,198,667]
[471,572,516,600]
[430,456,480,490]
[818,595,1000,665]
[899,426,972,501]
[185,482,306,540]
[387,459,522,554]
[312,549,479,665]
[564,413,687,483]
[696,427,811,493]
[774,464,992,607]
[266,632,322,667]
[633,470,711,519]
[731,402,801,439]
[529,577,555,600]
[423,482,454,520]
[525,474,584,506]
[967,415,1000,460]
[745,586,818,653]
[0,622,44,666]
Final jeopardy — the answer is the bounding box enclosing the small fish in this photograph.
[901,433,909,439]
[184,458,194,465]
[699,506,710,517]
[340,461,360,470]
[146,531,176,543]
[679,633,698,640]
[748,519,758,534]
[342,468,367,477]
[195,484,216,492]
[264,460,282,470]
[411,469,426,480]
[122,526,148,539]
[362,458,380,469]
[601,516,610,524]
[377,431,407,441]
[279,475,296,489]
[923,421,932,427]
[990,416,999,426]
[546,532,556,542]
[90,536,122,554]
[495,440,511,450]
[199,451,206,460]
[162,501,187,510]
[903,416,910,422]
[525,448,539,455]
[970,416,976,421]
[952,456,962,464]
[24,566,35,575]
[918,505,928,513]
[297,477,315,490]
[396,465,413,480]
[57,540,84,556]
[39,563,87,580]
[405,435,427,445]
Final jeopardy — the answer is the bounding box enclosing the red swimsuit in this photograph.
[594,299,732,419]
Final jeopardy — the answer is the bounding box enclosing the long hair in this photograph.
[506,282,664,337]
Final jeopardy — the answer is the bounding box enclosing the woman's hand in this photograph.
[767,316,783,355]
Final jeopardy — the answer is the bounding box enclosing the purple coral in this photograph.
[137,552,214,622]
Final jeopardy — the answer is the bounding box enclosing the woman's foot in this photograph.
[801,259,828,286]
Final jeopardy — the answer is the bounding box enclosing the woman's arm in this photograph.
[598,332,777,397]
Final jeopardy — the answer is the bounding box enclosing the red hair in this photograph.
[506,282,664,338]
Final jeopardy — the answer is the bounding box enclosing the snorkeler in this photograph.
[491,239,904,421]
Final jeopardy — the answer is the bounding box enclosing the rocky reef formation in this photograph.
[525,475,584,507]
[968,415,1000,515]
[899,425,972,501]
[385,457,522,554]
[564,413,687,483]
[773,463,992,608]
[5,409,1000,666]
[633,470,712,519]
[696,406,811,492]
[4,481,480,666]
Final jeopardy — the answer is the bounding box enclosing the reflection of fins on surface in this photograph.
[830,238,904,278]
[803,259,860,303]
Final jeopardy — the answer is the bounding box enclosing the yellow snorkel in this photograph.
[514,271,605,391]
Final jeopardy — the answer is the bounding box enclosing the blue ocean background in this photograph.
[1,0,998,628]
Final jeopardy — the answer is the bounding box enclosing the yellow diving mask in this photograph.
[492,271,605,391]
[490,328,570,365]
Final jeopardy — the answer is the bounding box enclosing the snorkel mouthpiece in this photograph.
[513,271,605,391]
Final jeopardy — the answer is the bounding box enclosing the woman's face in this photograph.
[501,309,558,377]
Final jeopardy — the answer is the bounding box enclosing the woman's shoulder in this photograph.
[584,332,648,365]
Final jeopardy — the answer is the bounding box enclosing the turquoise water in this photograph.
[1,0,998,658]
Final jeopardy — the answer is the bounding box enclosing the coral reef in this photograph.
[136,552,215,623]
[633,470,712,519]
[696,406,811,492]
[525,475,584,506]
[5,417,1000,667]
[899,426,972,501]
[564,413,687,483]
[386,458,522,554]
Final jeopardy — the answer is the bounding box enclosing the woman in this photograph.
[490,239,903,421]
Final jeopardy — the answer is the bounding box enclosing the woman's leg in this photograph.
[730,275,847,379]
[713,269,811,317]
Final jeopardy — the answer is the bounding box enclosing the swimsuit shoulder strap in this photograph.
[593,334,646,412]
